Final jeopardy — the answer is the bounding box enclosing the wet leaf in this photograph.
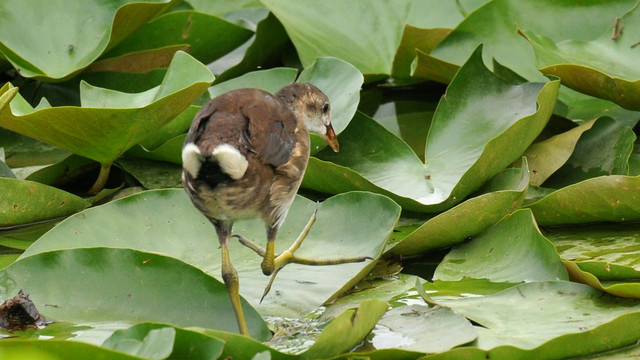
[102,323,225,360]
[0,247,271,340]
[21,189,400,318]
[301,299,388,360]
[426,281,640,358]
[0,178,90,226]
[376,304,476,354]
[434,209,568,283]
[0,340,145,360]
[388,161,529,255]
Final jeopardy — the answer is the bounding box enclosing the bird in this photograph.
[181,82,370,336]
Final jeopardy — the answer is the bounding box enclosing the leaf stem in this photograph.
[88,163,111,195]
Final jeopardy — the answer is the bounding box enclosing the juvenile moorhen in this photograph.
[181,83,369,336]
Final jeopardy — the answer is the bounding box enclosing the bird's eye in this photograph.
[322,103,329,114]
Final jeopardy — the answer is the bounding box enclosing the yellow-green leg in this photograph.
[215,220,250,336]
[235,210,372,302]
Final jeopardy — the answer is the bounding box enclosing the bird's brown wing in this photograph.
[185,88,298,167]
[239,90,299,168]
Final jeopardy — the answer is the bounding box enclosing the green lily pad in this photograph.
[544,117,635,188]
[434,209,568,283]
[565,262,640,299]
[388,161,529,255]
[213,12,290,84]
[429,0,638,81]
[0,0,181,80]
[0,339,145,360]
[21,189,400,318]
[261,0,464,78]
[545,223,640,280]
[304,47,558,213]
[116,157,182,189]
[0,247,271,340]
[0,178,90,226]
[99,10,253,71]
[391,25,452,81]
[0,51,213,192]
[543,224,640,298]
[526,175,640,226]
[209,67,298,98]
[300,299,388,360]
[321,274,418,321]
[375,304,477,354]
[102,323,225,360]
[523,120,595,186]
[425,281,640,358]
[24,155,97,187]
[522,5,640,111]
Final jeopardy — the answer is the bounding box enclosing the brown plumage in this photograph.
[182,83,352,336]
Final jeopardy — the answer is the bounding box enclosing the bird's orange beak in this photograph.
[325,124,339,152]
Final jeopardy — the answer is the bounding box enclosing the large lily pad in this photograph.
[0,0,180,80]
[434,209,568,283]
[21,189,400,318]
[522,4,640,111]
[0,340,144,360]
[424,281,640,358]
[261,0,464,78]
[526,175,640,225]
[304,47,558,213]
[375,304,477,354]
[0,247,271,340]
[388,161,529,255]
[96,10,253,73]
[545,224,640,298]
[101,322,225,359]
[0,51,213,191]
[428,0,638,81]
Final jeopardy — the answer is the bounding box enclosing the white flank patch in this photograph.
[182,143,203,178]
[211,144,248,180]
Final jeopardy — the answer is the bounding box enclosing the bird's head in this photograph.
[276,83,339,152]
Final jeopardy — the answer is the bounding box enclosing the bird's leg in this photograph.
[235,210,372,302]
[214,220,250,336]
